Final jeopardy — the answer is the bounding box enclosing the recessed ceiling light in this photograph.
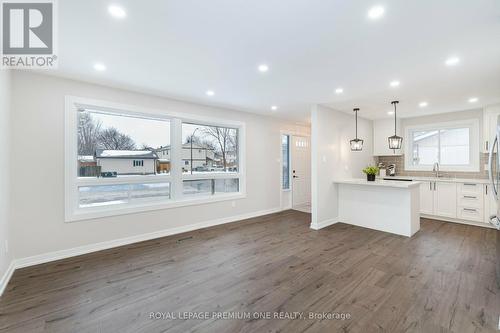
[258,64,269,73]
[93,63,106,71]
[206,90,215,96]
[419,102,428,108]
[271,106,278,111]
[368,6,385,20]
[468,97,478,103]
[390,80,400,87]
[445,56,460,66]
[108,5,126,19]
[335,88,344,94]
[387,111,394,115]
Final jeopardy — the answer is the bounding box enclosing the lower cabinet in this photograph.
[419,181,457,218]
[419,180,493,226]
[419,182,434,215]
[434,182,457,218]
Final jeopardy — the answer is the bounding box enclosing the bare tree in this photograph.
[78,112,102,155]
[202,126,235,170]
[98,127,136,150]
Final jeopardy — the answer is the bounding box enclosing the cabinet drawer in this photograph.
[457,207,484,222]
[457,194,483,208]
[457,183,483,196]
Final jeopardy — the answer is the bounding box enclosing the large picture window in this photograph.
[405,119,479,172]
[66,97,245,221]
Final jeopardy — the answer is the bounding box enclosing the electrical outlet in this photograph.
[5,239,8,254]
[231,201,236,208]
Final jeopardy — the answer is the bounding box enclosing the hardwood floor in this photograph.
[0,210,498,333]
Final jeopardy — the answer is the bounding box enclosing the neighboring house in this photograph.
[155,143,215,172]
[95,149,158,175]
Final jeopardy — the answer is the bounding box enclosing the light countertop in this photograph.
[383,175,490,184]
[334,178,422,189]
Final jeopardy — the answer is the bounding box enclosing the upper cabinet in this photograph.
[373,118,403,156]
[482,104,500,153]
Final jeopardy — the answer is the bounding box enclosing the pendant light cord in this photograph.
[355,109,358,139]
[394,102,397,136]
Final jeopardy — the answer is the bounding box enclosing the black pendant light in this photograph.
[388,100,403,150]
[350,108,363,151]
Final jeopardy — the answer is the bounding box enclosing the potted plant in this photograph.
[362,166,379,181]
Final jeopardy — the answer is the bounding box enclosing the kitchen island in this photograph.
[334,179,421,237]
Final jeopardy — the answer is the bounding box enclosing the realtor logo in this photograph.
[1,0,57,68]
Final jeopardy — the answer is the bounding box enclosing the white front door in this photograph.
[292,136,311,207]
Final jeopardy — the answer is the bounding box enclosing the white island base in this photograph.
[336,179,421,237]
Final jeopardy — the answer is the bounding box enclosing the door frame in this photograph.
[279,130,311,211]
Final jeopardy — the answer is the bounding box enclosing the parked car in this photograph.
[193,166,209,172]
[100,171,118,178]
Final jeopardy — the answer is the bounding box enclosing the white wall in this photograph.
[0,70,12,282]
[9,71,309,260]
[311,105,374,228]
[402,108,482,136]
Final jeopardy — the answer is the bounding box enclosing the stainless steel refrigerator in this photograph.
[487,115,500,287]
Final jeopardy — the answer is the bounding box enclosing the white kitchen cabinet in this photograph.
[482,104,500,153]
[433,182,457,218]
[418,179,493,227]
[419,181,457,218]
[373,118,402,156]
[419,181,434,215]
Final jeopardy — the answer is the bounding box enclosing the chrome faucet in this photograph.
[433,162,440,178]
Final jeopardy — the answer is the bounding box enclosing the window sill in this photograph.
[66,192,246,222]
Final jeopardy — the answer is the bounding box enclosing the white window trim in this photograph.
[404,119,480,172]
[65,96,246,222]
[280,133,291,192]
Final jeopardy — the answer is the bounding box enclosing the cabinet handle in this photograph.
[463,208,477,212]
[463,183,477,186]
[486,185,488,195]
[463,195,477,199]
[429,182,432,191]
[434,182,436,191]
[486,141,489,151]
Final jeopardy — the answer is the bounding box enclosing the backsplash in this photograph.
[375,154,490,179]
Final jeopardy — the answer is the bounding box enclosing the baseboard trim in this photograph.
[310,217,339,230]
[1,207,281,296]
[420,214,495,229]
[0,261,16,297]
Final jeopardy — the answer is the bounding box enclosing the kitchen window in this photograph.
[405,119,479,172]
[65,96,246,221]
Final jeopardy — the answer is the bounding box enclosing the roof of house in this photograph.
[156,143,215,151]
[95,149,158,159]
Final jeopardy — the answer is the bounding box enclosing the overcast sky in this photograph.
[90,112,235,150]
[93,112,170,149]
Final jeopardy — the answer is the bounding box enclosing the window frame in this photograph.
[281,134,291,190]
[404,119,480,172]
[65,96,246,222]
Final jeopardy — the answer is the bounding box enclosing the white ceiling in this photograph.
[56,0,500,122]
